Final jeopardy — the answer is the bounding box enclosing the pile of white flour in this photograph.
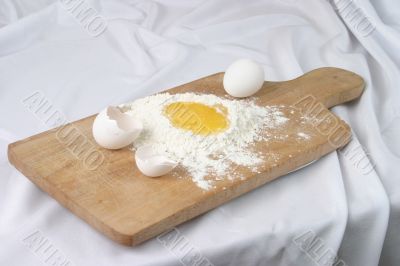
[121,92,289,190]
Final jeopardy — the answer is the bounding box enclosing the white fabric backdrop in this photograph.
[0,0,399,265]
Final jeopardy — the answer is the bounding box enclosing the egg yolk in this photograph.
[164,102,229,135]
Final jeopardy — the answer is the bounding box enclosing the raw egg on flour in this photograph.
[164,102,229,135]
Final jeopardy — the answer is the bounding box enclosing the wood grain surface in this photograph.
[8,67,364,246]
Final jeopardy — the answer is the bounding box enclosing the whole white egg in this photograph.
[92,106,142,149]
[223,59,265,98]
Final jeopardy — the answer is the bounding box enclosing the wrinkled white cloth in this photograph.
[0,0,399,265]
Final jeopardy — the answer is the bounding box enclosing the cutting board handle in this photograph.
[261,67,365,109]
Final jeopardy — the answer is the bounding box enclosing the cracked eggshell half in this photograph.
[135,145,178,177]
[92,106,143,149]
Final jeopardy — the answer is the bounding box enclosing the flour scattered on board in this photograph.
[121,92,314,191]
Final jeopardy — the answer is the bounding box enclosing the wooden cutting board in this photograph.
[8,67,364,246]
